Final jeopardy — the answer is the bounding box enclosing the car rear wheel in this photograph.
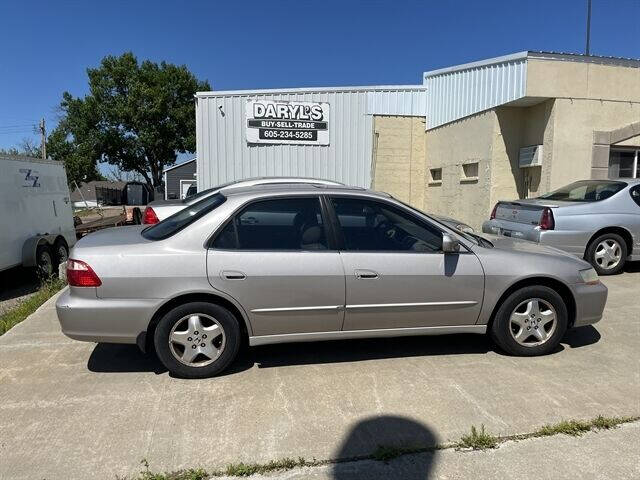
[586,233,627,275]
[491,286,568,356]
[154,302,241,378]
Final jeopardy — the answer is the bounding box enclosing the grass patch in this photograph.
[0,277,66,336]
[223,457,307,476]
[458,424,498,450]
[533,415,637,438]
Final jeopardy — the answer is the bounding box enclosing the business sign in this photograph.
[245,99,330,145]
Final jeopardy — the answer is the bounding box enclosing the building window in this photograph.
[461,162,479,183]
[429,168,442,185]
[609,149,639,179]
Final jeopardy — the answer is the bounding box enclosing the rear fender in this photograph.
[22,234,57,267]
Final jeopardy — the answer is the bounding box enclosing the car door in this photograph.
[328,196,484,331]
[206,196,345,337]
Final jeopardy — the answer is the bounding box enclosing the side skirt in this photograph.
[249,325,487,347]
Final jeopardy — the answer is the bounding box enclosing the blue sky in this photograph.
[1,0,639,157]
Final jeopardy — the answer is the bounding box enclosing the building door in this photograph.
[328,196,484,331]
[609,149,639,179]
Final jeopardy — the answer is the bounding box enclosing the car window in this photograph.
[143,193,226,240]
[539,180,627,202]
[212,197,328,250]
[331,197,442,252]
[631,186,640,208]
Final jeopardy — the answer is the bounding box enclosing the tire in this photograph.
[154,302,241,378]
[490,286,568,356]
[35,244,54,279]
[53,239,69,267]
[585,233,627,275]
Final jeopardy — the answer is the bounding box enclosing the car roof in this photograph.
[219,183,390,199]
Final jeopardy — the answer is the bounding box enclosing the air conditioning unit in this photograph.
[519,145,543,168]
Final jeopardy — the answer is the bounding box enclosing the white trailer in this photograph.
[0,156,77,276]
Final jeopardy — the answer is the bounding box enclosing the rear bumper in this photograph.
[570,281,608,327]
[482,220,589,256]
[55,289,161,344]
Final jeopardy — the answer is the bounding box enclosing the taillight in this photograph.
[143,206,159,224]
[66,259,102,287]
[490,203,498,220]
[539,207,555,230]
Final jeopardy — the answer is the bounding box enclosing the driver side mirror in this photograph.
[442,233,460,253]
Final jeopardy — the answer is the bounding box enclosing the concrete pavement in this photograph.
[0,271,638,479]
[221,421,640,480]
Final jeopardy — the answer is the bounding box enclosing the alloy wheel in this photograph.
[594,239,622,271]
[168,314,226,367]
[509,298,557,347]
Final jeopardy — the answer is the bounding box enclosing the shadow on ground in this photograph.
[331,415,437,479]
[86,326,601,376]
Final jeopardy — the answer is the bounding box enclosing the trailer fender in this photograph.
[22,235,56,267]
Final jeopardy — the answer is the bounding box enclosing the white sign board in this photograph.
[245,99,330,145]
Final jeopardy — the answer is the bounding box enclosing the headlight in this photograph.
[579,268,599,285]
[457,224,475,233]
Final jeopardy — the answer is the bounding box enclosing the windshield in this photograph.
[395,199,480,245]
[143,193,226,240]
[539,180,626,202]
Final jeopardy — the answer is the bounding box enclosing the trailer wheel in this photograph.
[36,244,54,278]
[54,238,69,266]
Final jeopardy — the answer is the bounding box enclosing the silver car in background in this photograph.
[57,184,607,378]
[483,179,640,275]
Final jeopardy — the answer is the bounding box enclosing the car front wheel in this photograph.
[490,286,568,356]
[154,302,241,378]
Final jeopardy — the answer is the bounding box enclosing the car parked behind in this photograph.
[57,184,607,378]
[483,179,640,275]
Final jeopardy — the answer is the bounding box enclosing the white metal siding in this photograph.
[424,58,527,130]
[196,86,425,190]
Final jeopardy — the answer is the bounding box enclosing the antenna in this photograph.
[585,0,592,55]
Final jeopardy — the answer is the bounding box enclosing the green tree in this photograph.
[51,52,210,189]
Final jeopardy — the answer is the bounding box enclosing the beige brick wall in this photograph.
[371,116,426,206]
[424,111,495,230]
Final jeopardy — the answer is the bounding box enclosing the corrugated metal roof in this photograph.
[424,56,527,130]
[423,50,640,130]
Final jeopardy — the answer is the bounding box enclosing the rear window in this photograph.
[143,193,226,240]
[539,180,626,202]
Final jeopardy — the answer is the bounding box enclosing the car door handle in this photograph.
[355,269,379,279]
[221,270,246,280]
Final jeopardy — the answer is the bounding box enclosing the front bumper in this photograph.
[571,281,608,327]
[56,289,161,344]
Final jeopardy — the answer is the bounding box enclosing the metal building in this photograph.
[195,85,426,190]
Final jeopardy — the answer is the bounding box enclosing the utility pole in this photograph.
[39,118,46,160]
[585,0,592,55]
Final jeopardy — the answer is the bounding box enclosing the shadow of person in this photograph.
[331,415,437,480]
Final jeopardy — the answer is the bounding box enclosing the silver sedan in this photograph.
[57,184,607,378]
[483,179,640,275]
